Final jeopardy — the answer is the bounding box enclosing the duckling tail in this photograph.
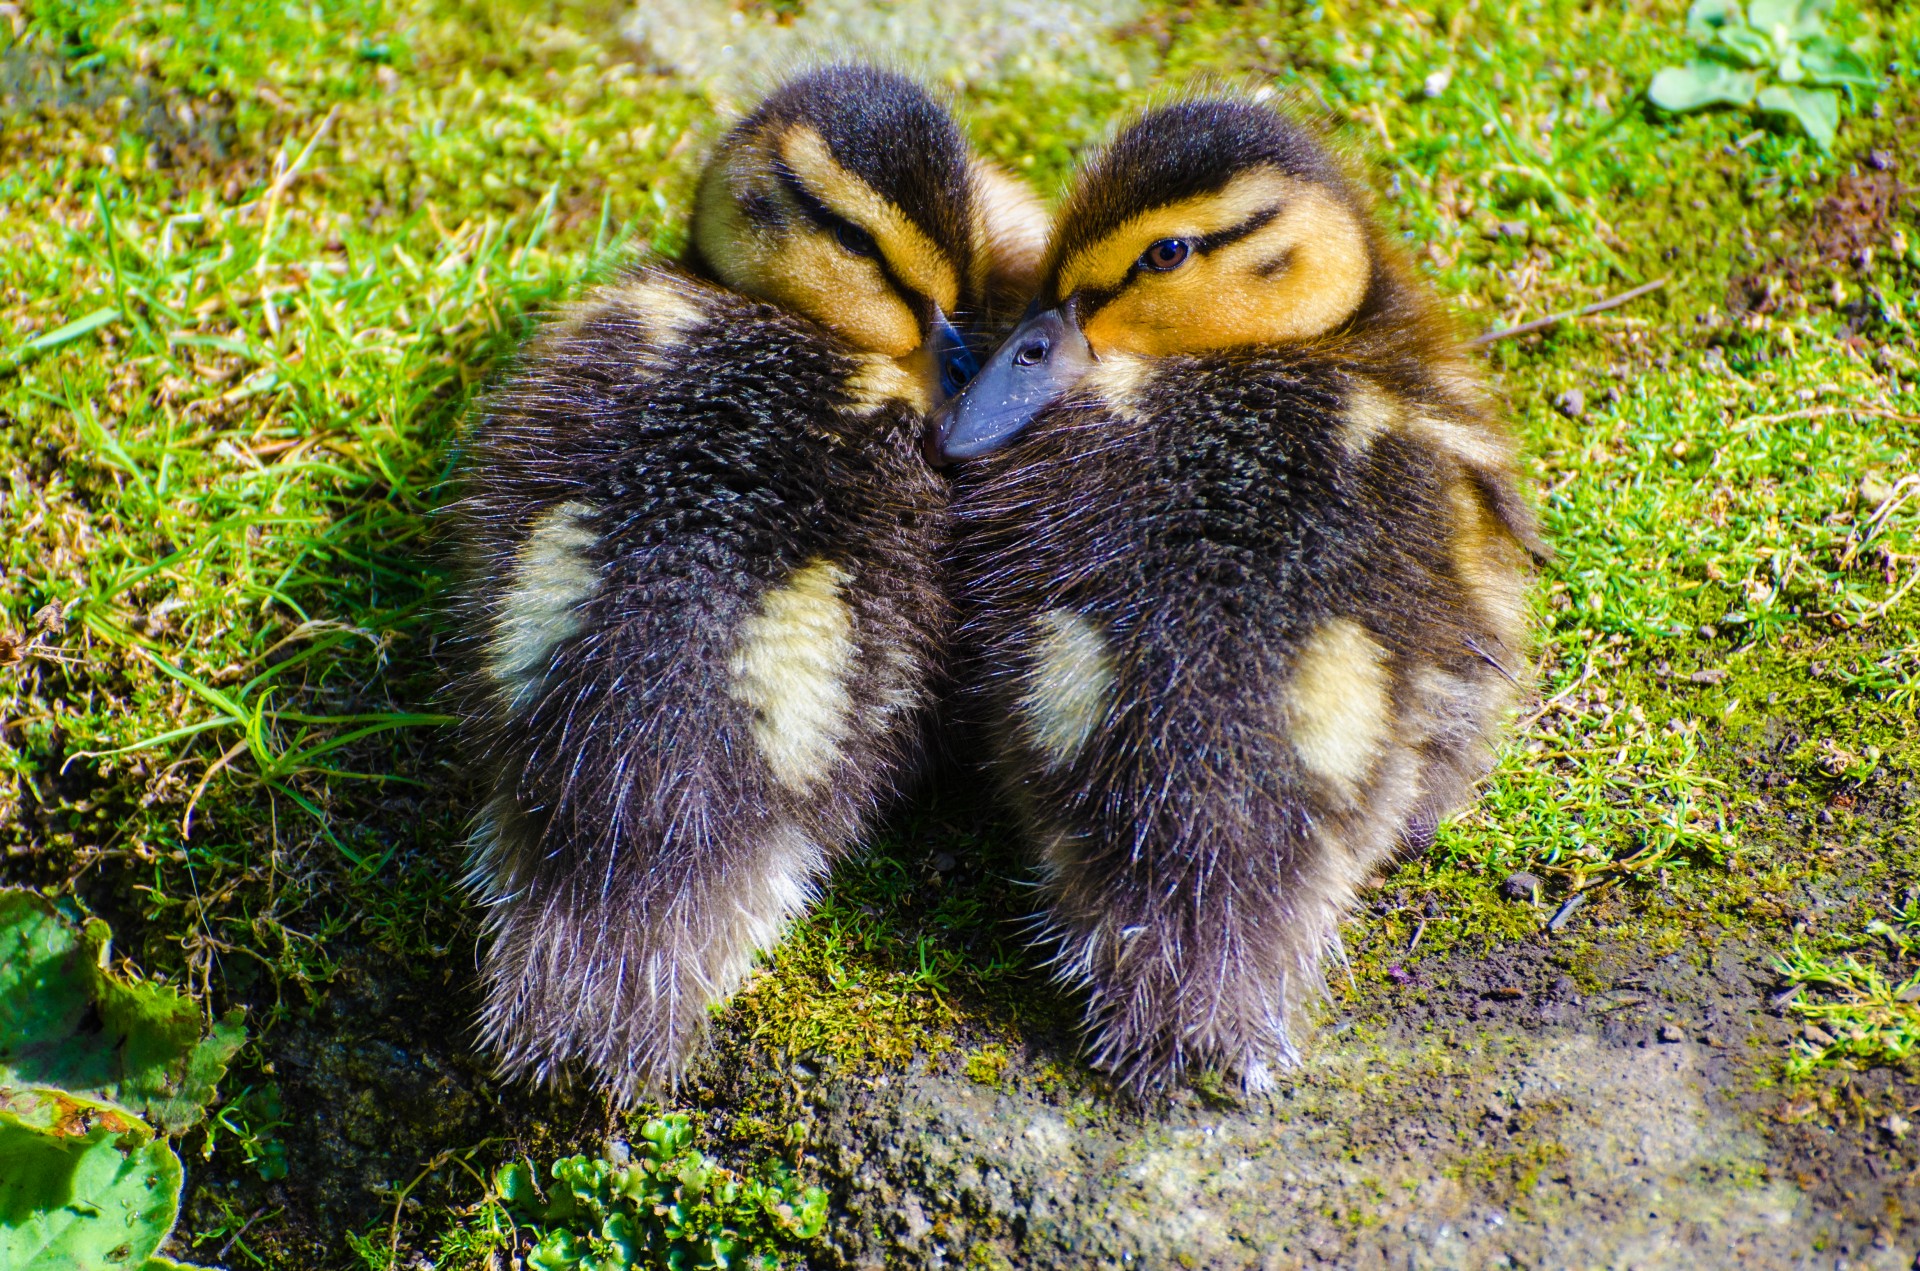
[468,790,823,1100]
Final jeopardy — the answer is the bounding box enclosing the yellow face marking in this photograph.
[1055,168,1371,357]
[1021,608,1116,767]
[779,128,959,314]
[728,559,856,793]
[1056,169,1295,297]
[1447,484,1531,649]
[1287,617,1391,802]
[692,124,967,359]
[488,502,602,706]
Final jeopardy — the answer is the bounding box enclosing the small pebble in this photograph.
[1658,1023,1684,1043]
[1553,388,1586,419]
[1867,148,1893,172]
[1423,66,1453,98]
[1547,892,1587,933]
[1500,872,1542,902]
[1803,1023,1836,1047]
[931,852,956,874]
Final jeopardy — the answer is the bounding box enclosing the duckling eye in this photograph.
[1140,238,1192,272]
[834,220,879,258]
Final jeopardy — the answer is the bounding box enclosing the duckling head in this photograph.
[692,65,1038,400]
[930,97,1383,461]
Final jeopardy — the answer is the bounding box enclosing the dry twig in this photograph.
[1470,277,1672,347]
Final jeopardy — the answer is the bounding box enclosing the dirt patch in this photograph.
[0,48,246,174]
[1728,121,1918,322]
[177,944,602,1266]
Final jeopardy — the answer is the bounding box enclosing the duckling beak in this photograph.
[924,303,1095,466]
[929,306,981,404]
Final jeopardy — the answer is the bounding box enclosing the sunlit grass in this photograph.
[1779,897,1920,1078]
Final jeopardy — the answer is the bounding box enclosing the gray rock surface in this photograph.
[698,934,1920,1269]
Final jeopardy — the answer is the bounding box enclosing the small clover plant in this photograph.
[1649,0,1880,152]
[496,1115,829,1271]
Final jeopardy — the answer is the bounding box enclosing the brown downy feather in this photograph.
[946,96,1540,1092]
[451,65,1043,1100]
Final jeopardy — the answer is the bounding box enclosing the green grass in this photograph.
[2,0,1918,1265]
[1778,895,1920,1077]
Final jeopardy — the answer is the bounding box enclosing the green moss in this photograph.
[964,1044,1013,1087]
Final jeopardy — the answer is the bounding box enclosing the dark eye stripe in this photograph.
[772,160,844,234]
[1191,203,1282,254]
[769,160,935,326]
[1074,202,1290,321]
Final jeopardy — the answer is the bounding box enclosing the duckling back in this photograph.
[452,66,1040,1100]
[940,98,1539,1091]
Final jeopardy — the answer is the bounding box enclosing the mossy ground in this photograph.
[1,0,1917,1265]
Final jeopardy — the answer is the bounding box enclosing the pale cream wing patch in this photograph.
[1337,379,1400,455]
[488,502,604,707]
[1020,608,1117,767]
[728,559,858,793]
[1447,483,1533,650]
[1285,616,1392,803]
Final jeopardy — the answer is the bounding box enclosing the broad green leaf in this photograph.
[1649,61,1760,111]
[1801,39,1879,87]
[0,892,245,1135]
[1686,0,1745,39]
[0,1088,189,1271]
[1746,0,1797,33]
[1757,84,1840,150]
[1716,24,1775,67]
[1788,0,1834,39]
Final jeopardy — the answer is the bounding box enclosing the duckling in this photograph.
[452,65,1045,1102]
[929,97,1545,1092]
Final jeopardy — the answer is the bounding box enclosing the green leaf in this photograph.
[1787,0,1834,39]
[1757,84,1841,151]
[1746,0,1797,33]
[0,1088,205,1271]
[0,307,120,369]
[1801,39,1879,87]
[1715,24,1775,67]
[1649,61,1760,111]
[1685,0,1746,40]
[0,892,245,1136]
